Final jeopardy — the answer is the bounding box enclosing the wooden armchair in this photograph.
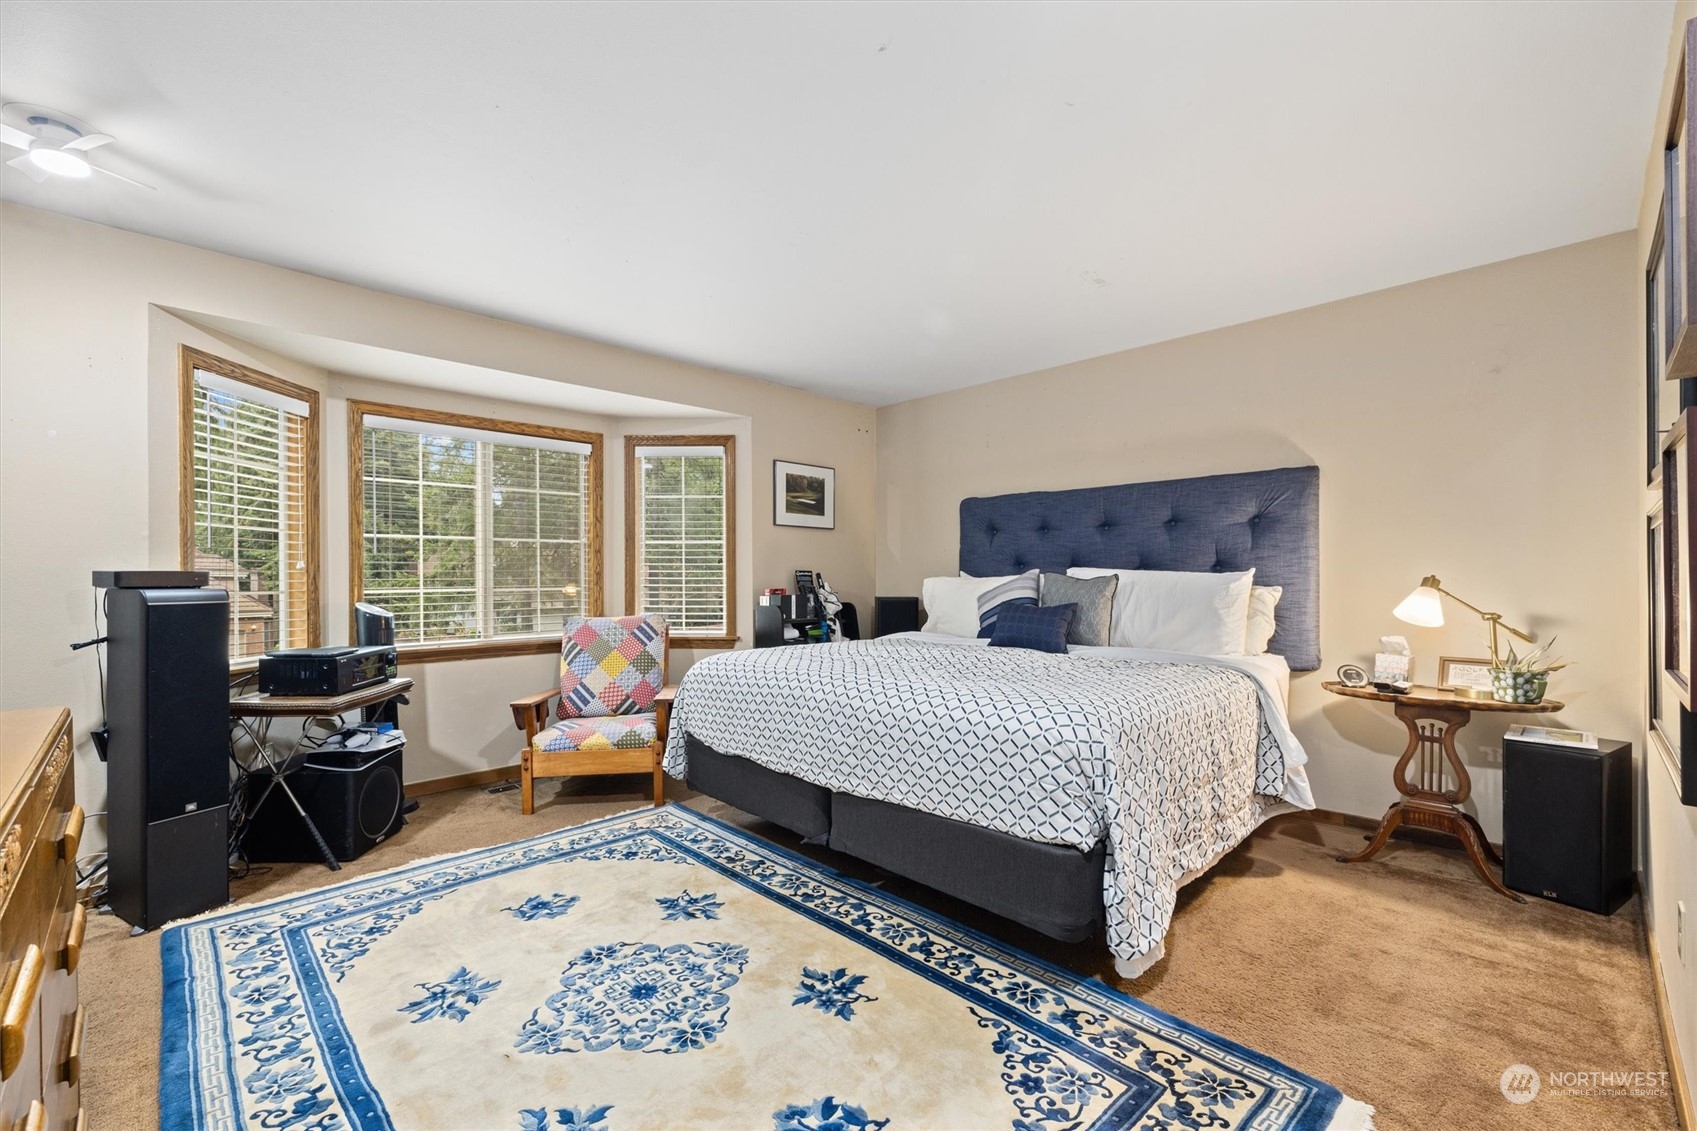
[510,614,678,814]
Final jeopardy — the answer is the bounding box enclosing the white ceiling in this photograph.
[0,1,1674,406]
[176,310,734,420]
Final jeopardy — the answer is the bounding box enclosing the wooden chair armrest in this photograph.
[653,685,681,744]
[511,688,559,738]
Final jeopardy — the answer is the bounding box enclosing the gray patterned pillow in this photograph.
[1040,572,1118,646]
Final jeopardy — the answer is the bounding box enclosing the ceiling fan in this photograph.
[0,103,153,189]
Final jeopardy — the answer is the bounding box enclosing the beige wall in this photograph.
[877,232,1638,843]
[0,202,875,849]
[1636,0,1697,1102]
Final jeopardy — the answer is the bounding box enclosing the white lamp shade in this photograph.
[1393,584,1445,628]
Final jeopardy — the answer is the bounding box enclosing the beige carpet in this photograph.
[86,778,1678,1130]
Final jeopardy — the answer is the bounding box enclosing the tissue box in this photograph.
[1374,653,1412,683]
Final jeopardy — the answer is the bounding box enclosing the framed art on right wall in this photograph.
[1664,21,1697,381]
[1659,409,1697,805]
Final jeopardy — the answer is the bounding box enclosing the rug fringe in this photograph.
[1327,1097,1376,1130]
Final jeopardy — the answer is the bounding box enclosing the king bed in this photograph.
[662,465,1320,977]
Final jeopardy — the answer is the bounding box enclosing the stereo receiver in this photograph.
[258,645,398,696]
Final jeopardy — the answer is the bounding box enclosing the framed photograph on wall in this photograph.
[1666,22,1697,379]
[773,460,835,529]
[1651,204,1677,484]
[1661,409,1697,805]
[1437,657,1494,696]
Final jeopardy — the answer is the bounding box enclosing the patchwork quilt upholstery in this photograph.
[534,713,658,753]
[665,637,1307,971]
[559,614,668,719]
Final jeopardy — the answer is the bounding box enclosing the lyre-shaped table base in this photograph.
[1334,697,1527,903]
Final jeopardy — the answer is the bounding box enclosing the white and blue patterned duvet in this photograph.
[664,635,1314,975]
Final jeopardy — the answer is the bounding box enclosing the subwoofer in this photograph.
[1502,735,1632,915]
[242,744,405,863]
[102,580,231,930]
[874,596,920,637]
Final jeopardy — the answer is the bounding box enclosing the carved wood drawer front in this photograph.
[0,711,80,1131]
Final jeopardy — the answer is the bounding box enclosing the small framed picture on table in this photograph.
[774,460,835,529]
[1439,656,1496,697]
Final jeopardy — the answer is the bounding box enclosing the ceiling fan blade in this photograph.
[63,133,113,152]
[5,153,50,183]
[91,163,155,190]
[0,123,31,150]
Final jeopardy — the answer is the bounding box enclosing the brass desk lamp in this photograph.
[1392,575,1534,668]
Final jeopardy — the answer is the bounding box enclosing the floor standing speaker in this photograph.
[242,744,406,863]
[1502,735,1632,915]
[873,596,920,638]
[103,582,231,930]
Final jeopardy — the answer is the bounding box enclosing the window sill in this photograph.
[235,632,736,671]
[672,635,740,650]
[395,636,560,665]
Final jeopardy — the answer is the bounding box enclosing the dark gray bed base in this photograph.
[685,737,1106,943]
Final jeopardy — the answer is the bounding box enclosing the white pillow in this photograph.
[1245,585,1283,655]
[1066,567,1255,655]
[923,571,1040,637]
[921,574,1001,638]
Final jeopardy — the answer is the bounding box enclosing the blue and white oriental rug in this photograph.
[161,805,1374,1130]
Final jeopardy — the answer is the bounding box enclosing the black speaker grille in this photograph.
[358,765,403,841]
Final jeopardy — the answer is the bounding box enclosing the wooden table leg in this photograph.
[1337,698,1523,901]
[1338,802,1404,863]
[1453,810,1526,902]
[1460,810,1505,867]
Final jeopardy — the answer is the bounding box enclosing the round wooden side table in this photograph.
[1320,681,1566,902]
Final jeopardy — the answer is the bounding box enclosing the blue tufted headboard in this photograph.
[958,465,1319,669]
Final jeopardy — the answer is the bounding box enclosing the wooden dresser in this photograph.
[0,711,85,1131]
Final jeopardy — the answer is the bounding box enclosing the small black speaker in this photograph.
[1503,736,1632,915]
[753,604,785,648]
[874,596,920,638]
[243,745,405,863]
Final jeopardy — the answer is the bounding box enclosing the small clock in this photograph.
[1336,664,1369,688]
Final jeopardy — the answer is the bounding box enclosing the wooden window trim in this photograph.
[178,345,323,650]
[625,434,737,650]
[671,635,740,649]
[348,399,604,653]
[392,635,562,665]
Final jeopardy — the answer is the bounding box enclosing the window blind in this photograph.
[361,421,590,644]
[190,369,312,661]
[635,444,728,635]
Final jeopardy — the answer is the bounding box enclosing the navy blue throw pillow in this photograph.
[989,603,1076,654]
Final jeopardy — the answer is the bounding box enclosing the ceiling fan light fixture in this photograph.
[27,145,90,178]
